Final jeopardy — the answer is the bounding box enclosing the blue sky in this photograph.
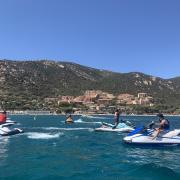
[0,0,180,78]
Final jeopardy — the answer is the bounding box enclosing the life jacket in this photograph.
[164,119,170,129]
[0,113,7,124]
[160,119,170,130]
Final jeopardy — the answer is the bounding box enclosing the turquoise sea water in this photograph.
[0,115,179,180]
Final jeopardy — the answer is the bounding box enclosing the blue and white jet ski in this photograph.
[123,126,180,146]
[95,122,134,133]
[0,122,24,136]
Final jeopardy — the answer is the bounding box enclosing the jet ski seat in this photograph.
[162,129,180,138]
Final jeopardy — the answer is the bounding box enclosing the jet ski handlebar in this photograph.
[147,121,155,129]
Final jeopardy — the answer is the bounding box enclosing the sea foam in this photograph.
[43,127,93,131]
[26,132,63,139]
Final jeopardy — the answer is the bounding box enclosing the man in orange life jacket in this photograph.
[0,111,7,124]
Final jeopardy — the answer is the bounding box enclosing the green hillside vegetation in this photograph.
[0,59,179,113]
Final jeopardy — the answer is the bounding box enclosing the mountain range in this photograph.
[0,59,179,109]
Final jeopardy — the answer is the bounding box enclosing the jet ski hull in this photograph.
[124,136,180,145]
[65,120,74,124]
[95,122,134,132]
[1,128,24,136]
[124,128,180,146]
[95,127,134,132]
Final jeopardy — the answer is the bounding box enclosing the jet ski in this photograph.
[95,122,134,132]
[123,125,180,146]
[65,115,74,124]
[0,122,24,136]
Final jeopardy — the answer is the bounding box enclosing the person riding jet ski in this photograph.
[123,126,180,145]
[65,114,74,123]
[112,109,120,129]
[123,113,180,145]
[0,111,24,136]
[152,113,170,139]
[95,118,134,133]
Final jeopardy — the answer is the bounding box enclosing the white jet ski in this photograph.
[123,126,180,146]
[95,122,134,133]
[0,122,24,136]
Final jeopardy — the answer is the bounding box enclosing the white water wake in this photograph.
[26,132,63,139]
[43,127,94,131]
[81,115,110,119]
[74,118,102,124]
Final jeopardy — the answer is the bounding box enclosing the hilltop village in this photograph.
[43,90,154,114]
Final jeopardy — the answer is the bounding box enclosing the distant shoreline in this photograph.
[9,113,180,116]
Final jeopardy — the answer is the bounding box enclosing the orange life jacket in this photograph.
[0,113,7,123]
